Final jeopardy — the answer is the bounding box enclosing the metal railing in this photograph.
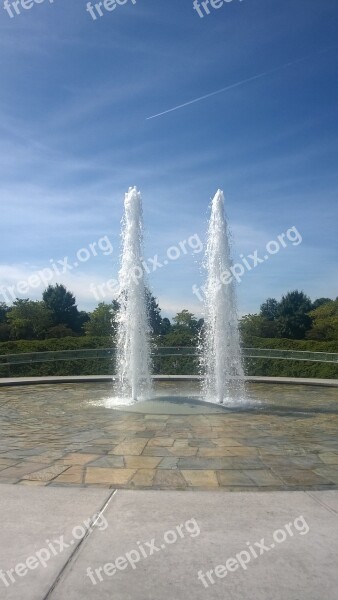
[0,347,337,366]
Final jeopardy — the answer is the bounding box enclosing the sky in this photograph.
[0,0,337,319]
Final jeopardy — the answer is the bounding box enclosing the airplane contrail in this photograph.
[146,48,333,121]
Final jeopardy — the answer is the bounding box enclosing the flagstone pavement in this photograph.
[0,382,338,491]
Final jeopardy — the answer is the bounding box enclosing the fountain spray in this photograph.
[202,190,245,404]
[116,187,152,401]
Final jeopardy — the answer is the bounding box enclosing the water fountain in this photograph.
[116,186,152,401]
[201,189,245,404]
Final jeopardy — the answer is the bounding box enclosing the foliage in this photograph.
[160,317,171,335]
[276,290,312,339]
[6,300,53,340]
[0,324,10,342]
[84,302,118,338]
[0,336,112,355]
[173,309,198,330]
[146,292,164,335]
[240,314,278,342]
[0,334,337,379]
[260,298,279,320]
[311,298,333,310]
[0,302,9,323]
[0,284,337,379]
[158,328,197,347]
[42,284,89,333]
[247,336,338,352]
[306,300,338,341]
[46,325,77,338]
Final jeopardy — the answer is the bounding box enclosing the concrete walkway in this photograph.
[1,485,338,600]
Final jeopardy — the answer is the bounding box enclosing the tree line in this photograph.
[0,284,337,345]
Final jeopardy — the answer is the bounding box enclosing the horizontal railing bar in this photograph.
[0,346,337,366]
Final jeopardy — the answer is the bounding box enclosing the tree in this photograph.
[0,303,10,341]
[42,284,88,333]
[240,314,278,342]
[311,298,332,311]
[46,325,77,338]
[173,310,199,332]
[306,299,338,341]
[146,292,163,335]
[160,317,171,335]
[276,290,312,339]
[84,302,118,337]
[260,298,279,321]
[7,299,53,340]
[0,324,10,341]
[0,302,9,323]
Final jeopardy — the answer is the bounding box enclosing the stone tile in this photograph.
[224,447,259,457]
[198,447,232,458]
[260,455,296,468]
[53,467,84,484]
[129,469,156,487]
[153,470,186,489]
[1,381,338,491]
[274,469,333,487]
[78,446,112,455]
[168,446,198,457]
[60,453,100,466]
[0,458,19,469]
[90,437,127,444]
[313,467,338,484]
[85,467,136,485]
[110,439,148,456]
[217,470,256,486]
[188,440,216,448]
[2,448,45,458]
[158,457,179,469]
[147,437,175,447]
[244,469,285,487]
[124,456,162,469]
[26,452,67,463]
[178,456,264,470]
[143,447,172,457]
[22,464,69,482]
[18,480,48,486]
[181,470,219,488]
[89,456,124,468]
[290,455,325,469]
[0,462,47,480]
[165,431,192,439]
[318,452,338,465]
[178,457,234,470]
[212,438,243,447]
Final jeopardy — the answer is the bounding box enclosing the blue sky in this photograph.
[0,0,337,318]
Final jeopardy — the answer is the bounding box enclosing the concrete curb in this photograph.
[0,375,337,387]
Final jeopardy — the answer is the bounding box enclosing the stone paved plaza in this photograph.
[0,382,338,491]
